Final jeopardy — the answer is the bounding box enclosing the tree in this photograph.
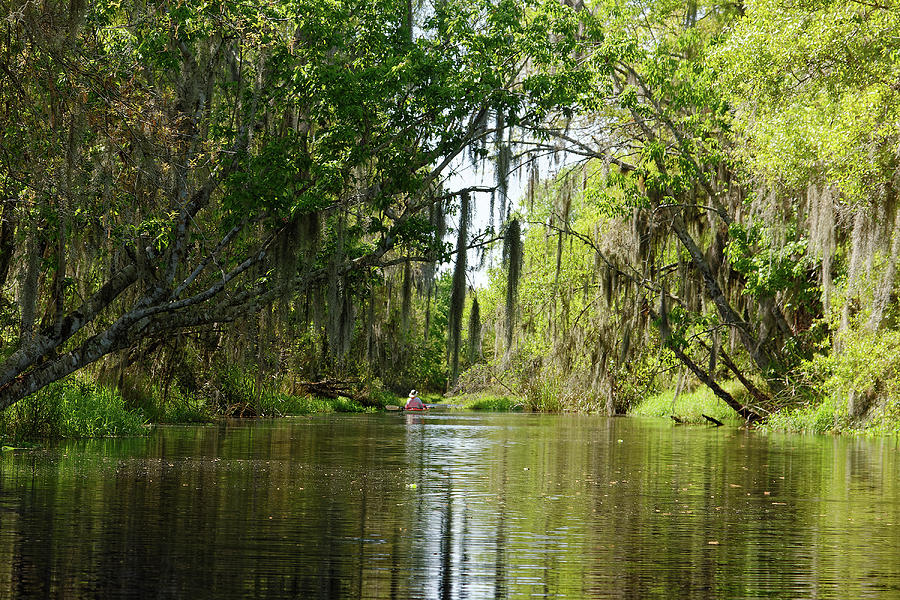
[717,0,900,327]
[502,0,786,418]
[464,0,900,421]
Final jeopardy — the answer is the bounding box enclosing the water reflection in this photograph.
[1,414,899,599]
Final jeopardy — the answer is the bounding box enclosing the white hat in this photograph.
[409,389,417,397]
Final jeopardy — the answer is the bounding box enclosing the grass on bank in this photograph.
[119,375,212,424]
[0,379,147,442]
[418,392,445,404]
[759,398,838,435]
[446,394,523,411]
[0,371,386,442]
[630,380,747,426]
[257,391,377,415]
[213,368,380,416]
[761,396,900,436]
[633,379,900,436]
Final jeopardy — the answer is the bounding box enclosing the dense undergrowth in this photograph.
[0,368,388,443]
[755,312,900,436]
[450,384,900,436]
[0,379,146,441]
[451,362,900,436]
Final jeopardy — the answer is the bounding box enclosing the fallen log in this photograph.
[702,413,724,427]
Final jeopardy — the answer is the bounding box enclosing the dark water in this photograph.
[1,413,899,599]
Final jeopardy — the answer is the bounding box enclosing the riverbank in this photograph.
[450,394,523,411]
[6,375,900,443]
[631,382,900,436]
[447,380,900,437]
[447,386,745,424]
[628,382,746,426]
[0,376,394,443]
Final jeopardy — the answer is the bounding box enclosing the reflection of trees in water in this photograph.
[439,479,453,600]
[493,438,509,600]
[389,522,402,600]
[2,418,900,598]
[409,417,513,599]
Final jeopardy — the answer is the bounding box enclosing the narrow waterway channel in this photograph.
[1,412,898,599]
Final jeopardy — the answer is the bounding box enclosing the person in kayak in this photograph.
[404,389,426,410]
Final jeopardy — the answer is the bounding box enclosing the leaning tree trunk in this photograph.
[669,213,782,386]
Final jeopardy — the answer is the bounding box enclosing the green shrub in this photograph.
[365,382,399,408]
[788,320,900,434]
[214,366,259,408]
[156,389,212,423]
[815,328,900,407]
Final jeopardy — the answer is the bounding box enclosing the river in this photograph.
[1,412,899,599]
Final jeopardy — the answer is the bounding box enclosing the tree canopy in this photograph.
[0,0,589,409]
[2,0,900,429]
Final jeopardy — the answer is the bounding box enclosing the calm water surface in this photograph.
[1,412,899,599]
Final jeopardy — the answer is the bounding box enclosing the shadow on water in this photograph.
[1,414,899,599]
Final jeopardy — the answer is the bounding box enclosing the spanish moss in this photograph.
[467,293,481,363]
[447,191,470,385]
[503,218,522,352]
